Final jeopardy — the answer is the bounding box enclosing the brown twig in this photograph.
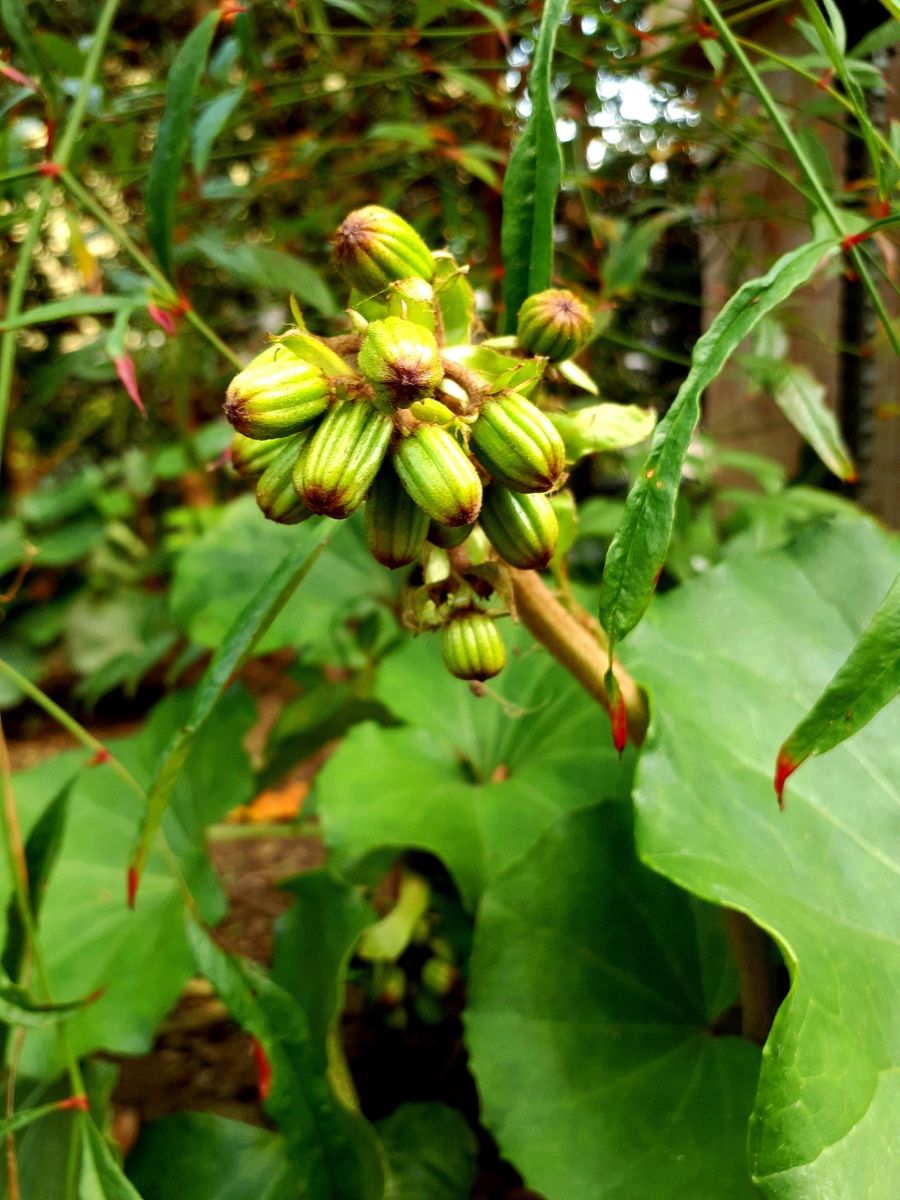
[723,909,778,1044]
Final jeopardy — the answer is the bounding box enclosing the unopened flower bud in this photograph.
[358,317,443,409]
[393,424,482,528]
[255,433,313,525]
[231,432,294,480]
[294,399,393,519]
[441,610,505,681]
[333,205,435,296]
[479,485,558,570]
[365,461,430,569]
[470,391,565,494]
[516,288,593,362]
[224,346,330,439]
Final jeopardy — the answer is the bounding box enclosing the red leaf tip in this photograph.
[127,865,139,909]
[57,1094,89,1113]
[250,1037,272,1101]
[112,354,146,418]
[774,749,798,810]
[89,746,111,766]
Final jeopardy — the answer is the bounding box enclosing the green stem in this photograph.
[0,659,145,803]
[59,169,243,370]
[700,0,900,358]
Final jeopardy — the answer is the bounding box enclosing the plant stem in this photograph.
[0,659,145,803]
[723,909,777,1044]
[509,568,648,744]
[60,169,244,370]
[700,0,900,358]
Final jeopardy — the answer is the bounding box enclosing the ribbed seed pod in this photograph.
[479,485,559,570]
[393,424,482,527]
[357,316,443,409]
[516,288,593,362]
[364,461,430,568]
[224,347,330,439]
[469,391,565,493]
[441,611,506,681]
[294,399,392,519]
[427,520,474,549]
[231,432,294,480]
[333,206,435,296]
[255,433,313,525]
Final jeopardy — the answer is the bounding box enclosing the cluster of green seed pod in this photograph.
[224,205,595,681]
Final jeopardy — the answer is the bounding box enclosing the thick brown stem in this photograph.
[508,568,648,745]
[723,908,777,1044]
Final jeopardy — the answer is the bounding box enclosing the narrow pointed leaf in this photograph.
[0,1098,84,1141]
[500,0,567,332]
[80,1118,145,1199]
[0,295,128,332]
[0,977,97,1027]
[129,523,330,895]
[192,86,243,177]
[187,919,384,1199]
[769,362,856,481]
[599,237,839,647]
[776,570,900,803]
[146,11,220,279]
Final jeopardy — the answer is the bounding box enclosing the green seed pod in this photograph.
[479,484,559,570]
[427,520,474,549]
[516,288,593,362]
[231,431,294,480]
[224,346,330,439]
[393,424,482,528]
[255,433,313,525]
[441,610,505,681]
[294,399,392,519]
[365,461,430,568]
[357,316,443,409]
[470,390,565,493]
[333,205,435,296]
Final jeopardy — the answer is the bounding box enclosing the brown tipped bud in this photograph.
[441,610,506,681]
[255,433,314,525]
[231,432,295,481]
[333,206,435,296]
[516,289,593,361]
[393,424,483,527]
[470,391,565,493]
[294,399,392,519]
[357,317,443,409]
[364,461,430,569]
[224,346,330,439]
[479,485,559,570]
[427,520,474,549]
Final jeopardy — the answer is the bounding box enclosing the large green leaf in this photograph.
[127,1112,295,1200]
[598,238,839,649]
[466,803,761,1200]
[6,687,255,1078]
[500,0,567,331]
[80,1118,144,1199]
[624,518,900,1197]
[376,1103,477,1200]
[146,11,220,279]
[318,624,633,906]
[776,568,900,802]
[170,498,394,663]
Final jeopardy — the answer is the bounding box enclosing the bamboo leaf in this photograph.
[598,238,839,647]
[500,0,567,332]
[775,570,900,804]
[191,235,338,317]
[192,86,243,177]
[0,295,129,332]
[0,0,61,111]
[128,523,330,897]
[146,11,220,279]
